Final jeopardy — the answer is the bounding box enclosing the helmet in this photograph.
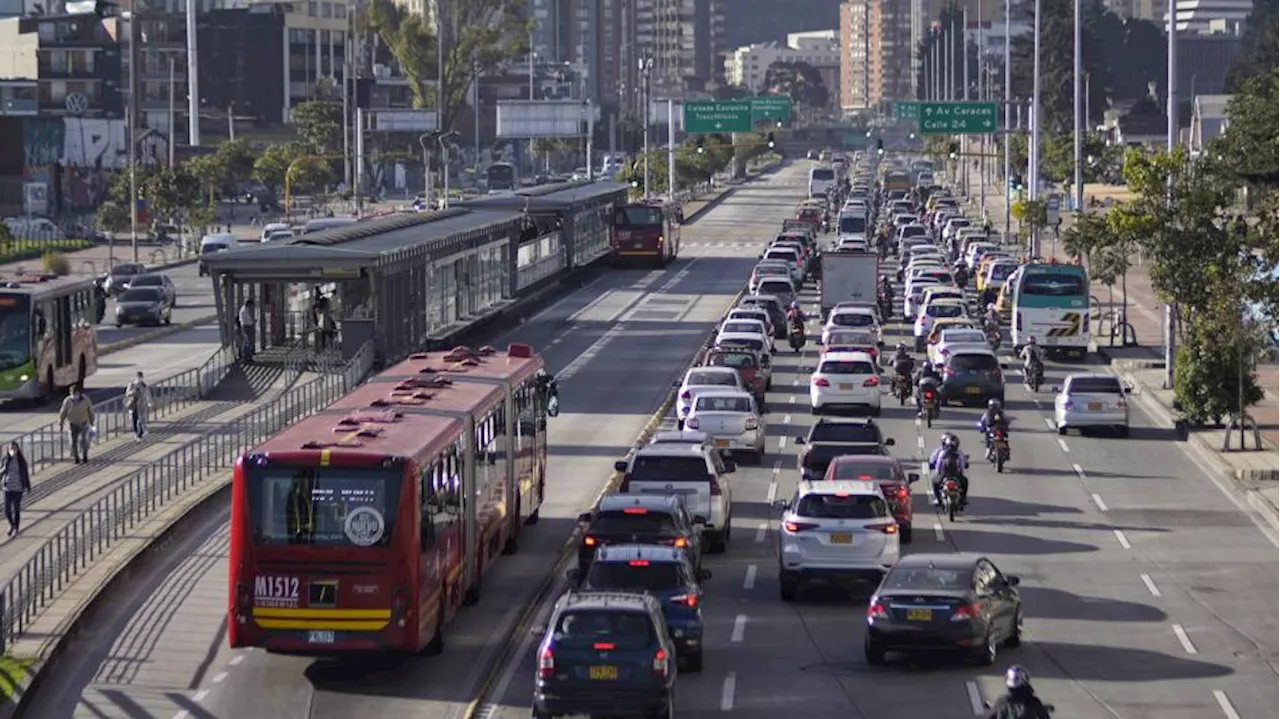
[988,398,1002,410]
[896,343,907,353]
[790,300,801,310]
[943,433,960,450]
[1005,665,1030,689]
[987,303,996,310]
[1027,336,1037,344]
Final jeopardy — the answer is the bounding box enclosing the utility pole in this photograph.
[666,99,676,202]
[127,8,138,264]
[640,55,653,197]
[1003,0,1012,239]
[168,54,176,166]
[185,0,200,147]
[1029,0,1043,257]
[1163,0,1178,388]
[1072,0,1083,216]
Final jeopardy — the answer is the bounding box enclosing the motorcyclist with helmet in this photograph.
[978,398,1012,460]
[986,666,1053,719]
[953,258,969,288]
[1019,337,1046,386]
[786,300,806,329]
[928,433,969,508]
[914,361,942,416]
[984,303,1001,334]
[891,344,915,397]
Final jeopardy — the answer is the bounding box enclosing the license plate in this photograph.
[714,439,730,448]
[838,383,853,390]
[589,665,618,680]
[830,532,852,544]
[307,630,335,644]
[906,608,932,621]
[965,387,981,395]
[1087,402,1102,411]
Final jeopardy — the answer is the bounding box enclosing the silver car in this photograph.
[676,367,744,424]
[682,389,766,464]
[1054,373,1131,437]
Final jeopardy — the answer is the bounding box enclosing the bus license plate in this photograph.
[589,665,618,680]
[308,630,336,644]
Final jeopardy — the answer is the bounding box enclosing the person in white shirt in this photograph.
[237,299,256,360]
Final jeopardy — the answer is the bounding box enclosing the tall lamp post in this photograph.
[639,54,653,197]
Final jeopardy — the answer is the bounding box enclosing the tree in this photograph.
[1011,0,1111,136]
[287,155,334,194]
[1209,72,1278,188]
[365,0,531,133]
[1174,317,1265,426]
[761,61,829,110]
[214,139,256,188]
[94,202,129,235]
[186,154,225,196]
[253,142,307,191]
[290,100,344,156]
[1223,0,1278,92]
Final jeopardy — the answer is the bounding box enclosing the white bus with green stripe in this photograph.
[1009,262,1090,355]
[0,273,99,400]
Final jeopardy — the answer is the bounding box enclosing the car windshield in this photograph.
[757,281,793,294]
[111,264,144,277]
[754,266,788,276]
[0,294,31,370]
[730,311,768,324]
[719,337,764,353]
[926,304,965,318]
[831,461,897,481]
[948,353,999,372]
[130,275,162,287]
[614,206,664,227]
[827,331,875,346]
[593,510,678,534]
[628,456,709,481]
[247,466,402,547]
[553,610,655,651]
[811,169,835,181]
[587,561,685,592]
[694,395,753,413]
[832,313,873,327]
[901,226,926,238]
[948,219,972,229]
[765,251,796,262]
[687,371,736,387]
[809,422,881,443]
[706,352,756,369]
[818,360,876,375]
[119,288,163,303]
[942,331,987,345]
[839,216,867,234]
[1068,377,1123,394]
[882,566,973,591]
[795,493,887,519]
[722,322,762,335]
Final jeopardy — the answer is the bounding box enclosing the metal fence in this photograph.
[0,340,375,652]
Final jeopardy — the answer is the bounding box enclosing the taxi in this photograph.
[994,275,1017,320]
[926,316,979,346]
[978,258,1020,293]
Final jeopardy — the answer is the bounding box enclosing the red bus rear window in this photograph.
[249,467,403,547]
[614,207,664,228]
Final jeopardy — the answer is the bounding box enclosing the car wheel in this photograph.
[864,635,887,665]
[1004,608,1023,648]
[900,523,913,544]
[810,404,822,416]
[684,648,704,672]
[973,631,997,666]
[1056,424,1068,436]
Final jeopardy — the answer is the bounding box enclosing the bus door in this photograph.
[55,296,70,368]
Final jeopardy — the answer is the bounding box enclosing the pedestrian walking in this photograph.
[1,442,30,536]
[237,298,256,361]
[124,371,152,439]
[58,384,95,464]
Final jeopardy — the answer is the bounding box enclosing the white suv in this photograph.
[913,299,968,351]
[616,444,735,553]
[775,480,901,601]
[809,351,882,416]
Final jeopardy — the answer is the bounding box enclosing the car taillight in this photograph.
[865,522,899,534]
[924,390,936,399]
[863,377,880,387]
[584,536,598,547]
[672,537,688,548]
[812,377,830,387]
[991,369,1001,379]
[652,648,670,679]
[783,521,819,533]
[670,594,699,609]
[867,600,889,619]
[686,417,699,429]
[1116,400,1127,409]
[894,485,910,500]
[234,581,252,622]
[951,603,981,622]
[680,390,691,400]
[594,642,616,650]
[745,417,759,430]
[538,647,555,678]
[709,475,723,496]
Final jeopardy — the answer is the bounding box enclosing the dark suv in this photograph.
[533,591,677,718]
[793,418,897,481]
[573,544,711,671]
[577,494,704,573]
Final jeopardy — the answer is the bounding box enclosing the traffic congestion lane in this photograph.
[96,261,216,348]
[0,325,223,438]
[20,165,815,719]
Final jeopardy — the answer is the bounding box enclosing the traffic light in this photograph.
[696,137,705,154]
[629,173,641,188]
[948,142,960,159]
[876,139,884,156]
[766,132,776,149]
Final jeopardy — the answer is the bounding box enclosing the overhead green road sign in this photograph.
[919,101,999,135]
[684,100,753,133]
[893,102,919,121]
[751,95,792,124]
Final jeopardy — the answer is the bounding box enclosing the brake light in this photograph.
[951,603,981,622]
[624,507,648,515]
[745,417,759,430]
[681,390,691,399]
[652,648,670,679]
[538,647,555,678]
[783,521,819,533]
[593,642,617,650]
[628,560,651,566]
[670,593,699,609]
[992,369,1002,379]
[709,475,723,496]
[863,377,880,387]
[813,377,830,387]
[894,485,910,499]
[584,536,598,546]
[867,600,889,619]
[672,537,688,548]
[866,522,899,534]
[1116,400,1127,409]
[924,390,936,399]
[944,480,959,492]
[392,586,410,627]
[686,417,700,429]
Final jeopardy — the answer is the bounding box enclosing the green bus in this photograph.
[0,273,100,400]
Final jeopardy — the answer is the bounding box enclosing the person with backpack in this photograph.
[986,666,1053,718]
[928,433,969,509]
[1,442,30,536]
[124,371,153,440]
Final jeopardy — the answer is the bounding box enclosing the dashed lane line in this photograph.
[1056,438,1070,452]
[755,523,767,543]
[720,672,737,711]
[1090,492,1108,512]
[1113,529,1132,549]
[743,564,757,590]
[933,523,945,542]
[1140,573,1162,597]
[731,614,747,643]
[1213,690,1241,719]
[1172,624,1198,654]
[964,680,985,715]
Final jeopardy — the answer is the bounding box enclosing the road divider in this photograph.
[98,314,219,357]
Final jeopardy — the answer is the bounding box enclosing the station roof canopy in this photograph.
[199,207,523,276]
[458,180,630,213]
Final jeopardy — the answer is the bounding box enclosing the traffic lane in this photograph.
[0,325,223,438]
[97,262,216,347]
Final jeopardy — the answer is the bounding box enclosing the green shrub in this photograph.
[1173,316,1265,426]
[42,251,70,276]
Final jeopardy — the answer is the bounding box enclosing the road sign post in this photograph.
[683,100,753,134]
[750,96,792,125]
[919,102,999,135]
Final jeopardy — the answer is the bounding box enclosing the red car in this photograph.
[820,455,920,543]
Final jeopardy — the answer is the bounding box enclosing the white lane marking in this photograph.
[731,614,747,643]
[965,680,985,715]
[791,377,799,386]
[766,481,778,503]
[1056,438,1070,452]
[755,523,767,542]
[1213,690,1242,719]
[211,672,227,684]
[1073,463,1087,479]
[556,322,628,381]
[194,689,209,701]
[917,435,925,451]
[1172,624,1198,654]
[1090,493,1108,512]
[1043,417,1056,430]
[1140,573,1163,597]
[783,414,792,424]
[721,672,737,711]
[789,395,796,404]
[743,564,757,590]
[1113,529,1132,548]
[778,436,788,450]
[228,655,244,666]
[173,712,189,719]
[933,523,945,542]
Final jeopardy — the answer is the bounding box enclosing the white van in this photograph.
[808,166,836,198]
[198,233,235,276]
[259,222,292,242]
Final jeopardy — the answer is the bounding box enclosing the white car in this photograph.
[903,243,944,263]
[751,261,794,292]
[617,443,734,553]
[898,236,930,254]
[903,278,940,318]
[1054,373,1131,437]
[718,319,772,352]
[836,238,870,254]
[725,307,774,339]
[913,299,969,351]
[776,480,901,601]
[809,350,882,415]
[259,222,292,242]
[897,224,929,243]
[965,242,999,269]
[715,331,769,357]
[920,286,965,308]
[820,329,880,362]
[942,217,973,244]
[676,366,745,421]
[929,327,991,366]
[762,246,804,283]
[822,307,881,346]
[683,389,767,463]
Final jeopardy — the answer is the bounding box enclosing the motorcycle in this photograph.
[893,373,912,405]
[986,325,1002,352]
[1025,359,1044,392]
[941,477,964,522]
[788,327,806,353]
[986,428,1011,473]
[919,387,940,428]
[877,292,894,322]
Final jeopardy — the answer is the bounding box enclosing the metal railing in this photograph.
[15,344,240,474]
[0,340,375,652]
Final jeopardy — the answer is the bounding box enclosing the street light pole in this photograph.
[419,132,432,208]
[1163,0,1178,388]
[438,131,458,208]
[640,55,652,197]
[1029,0,1043,257]
[168,54,176,166]
[127,10,138,265]
[1003,0,1012,239]
[1072,0,1083,216]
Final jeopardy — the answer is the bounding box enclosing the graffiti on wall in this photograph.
[22,117,169,213]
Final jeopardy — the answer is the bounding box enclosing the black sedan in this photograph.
[114,287,172,327]
[865,553,1022,666]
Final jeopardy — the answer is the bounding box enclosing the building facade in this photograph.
[840,0,913,111]
[725,32,840,95]
[840,0,873,111]
[0,13,125,121]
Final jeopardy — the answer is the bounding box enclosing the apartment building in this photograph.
[0,13,125,120]
[840,0,873,111]
[725,32,840,95]
[651,0,725,94]
[840,0,913,111]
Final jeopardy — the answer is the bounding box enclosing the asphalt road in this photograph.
[96,260,218,348]
[23,163,1279,719]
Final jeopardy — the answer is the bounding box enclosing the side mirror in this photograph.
[547,396,560,417]
[884,437,896,446]
[613,460,628,472]
[794,436,806,445]
[1006,574,1021,587]
[907,472,920,483]
[698,569,713,580]
[577,512,592,524]
[565,567,580,583]
[722,460,737,473]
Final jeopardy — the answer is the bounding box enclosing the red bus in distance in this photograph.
[610,200,681,266]
[228,343,559,654]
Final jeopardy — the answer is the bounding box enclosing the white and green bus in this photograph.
[0,273,100,401]
[1009,261,1091,356]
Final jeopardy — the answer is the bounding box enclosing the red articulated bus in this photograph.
[610,200,680,265]
[227,343,559,654]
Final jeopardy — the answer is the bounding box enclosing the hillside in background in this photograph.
[723,0,841,49]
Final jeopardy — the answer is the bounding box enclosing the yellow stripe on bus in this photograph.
[252,608,391,619]
[319,448,331,466]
